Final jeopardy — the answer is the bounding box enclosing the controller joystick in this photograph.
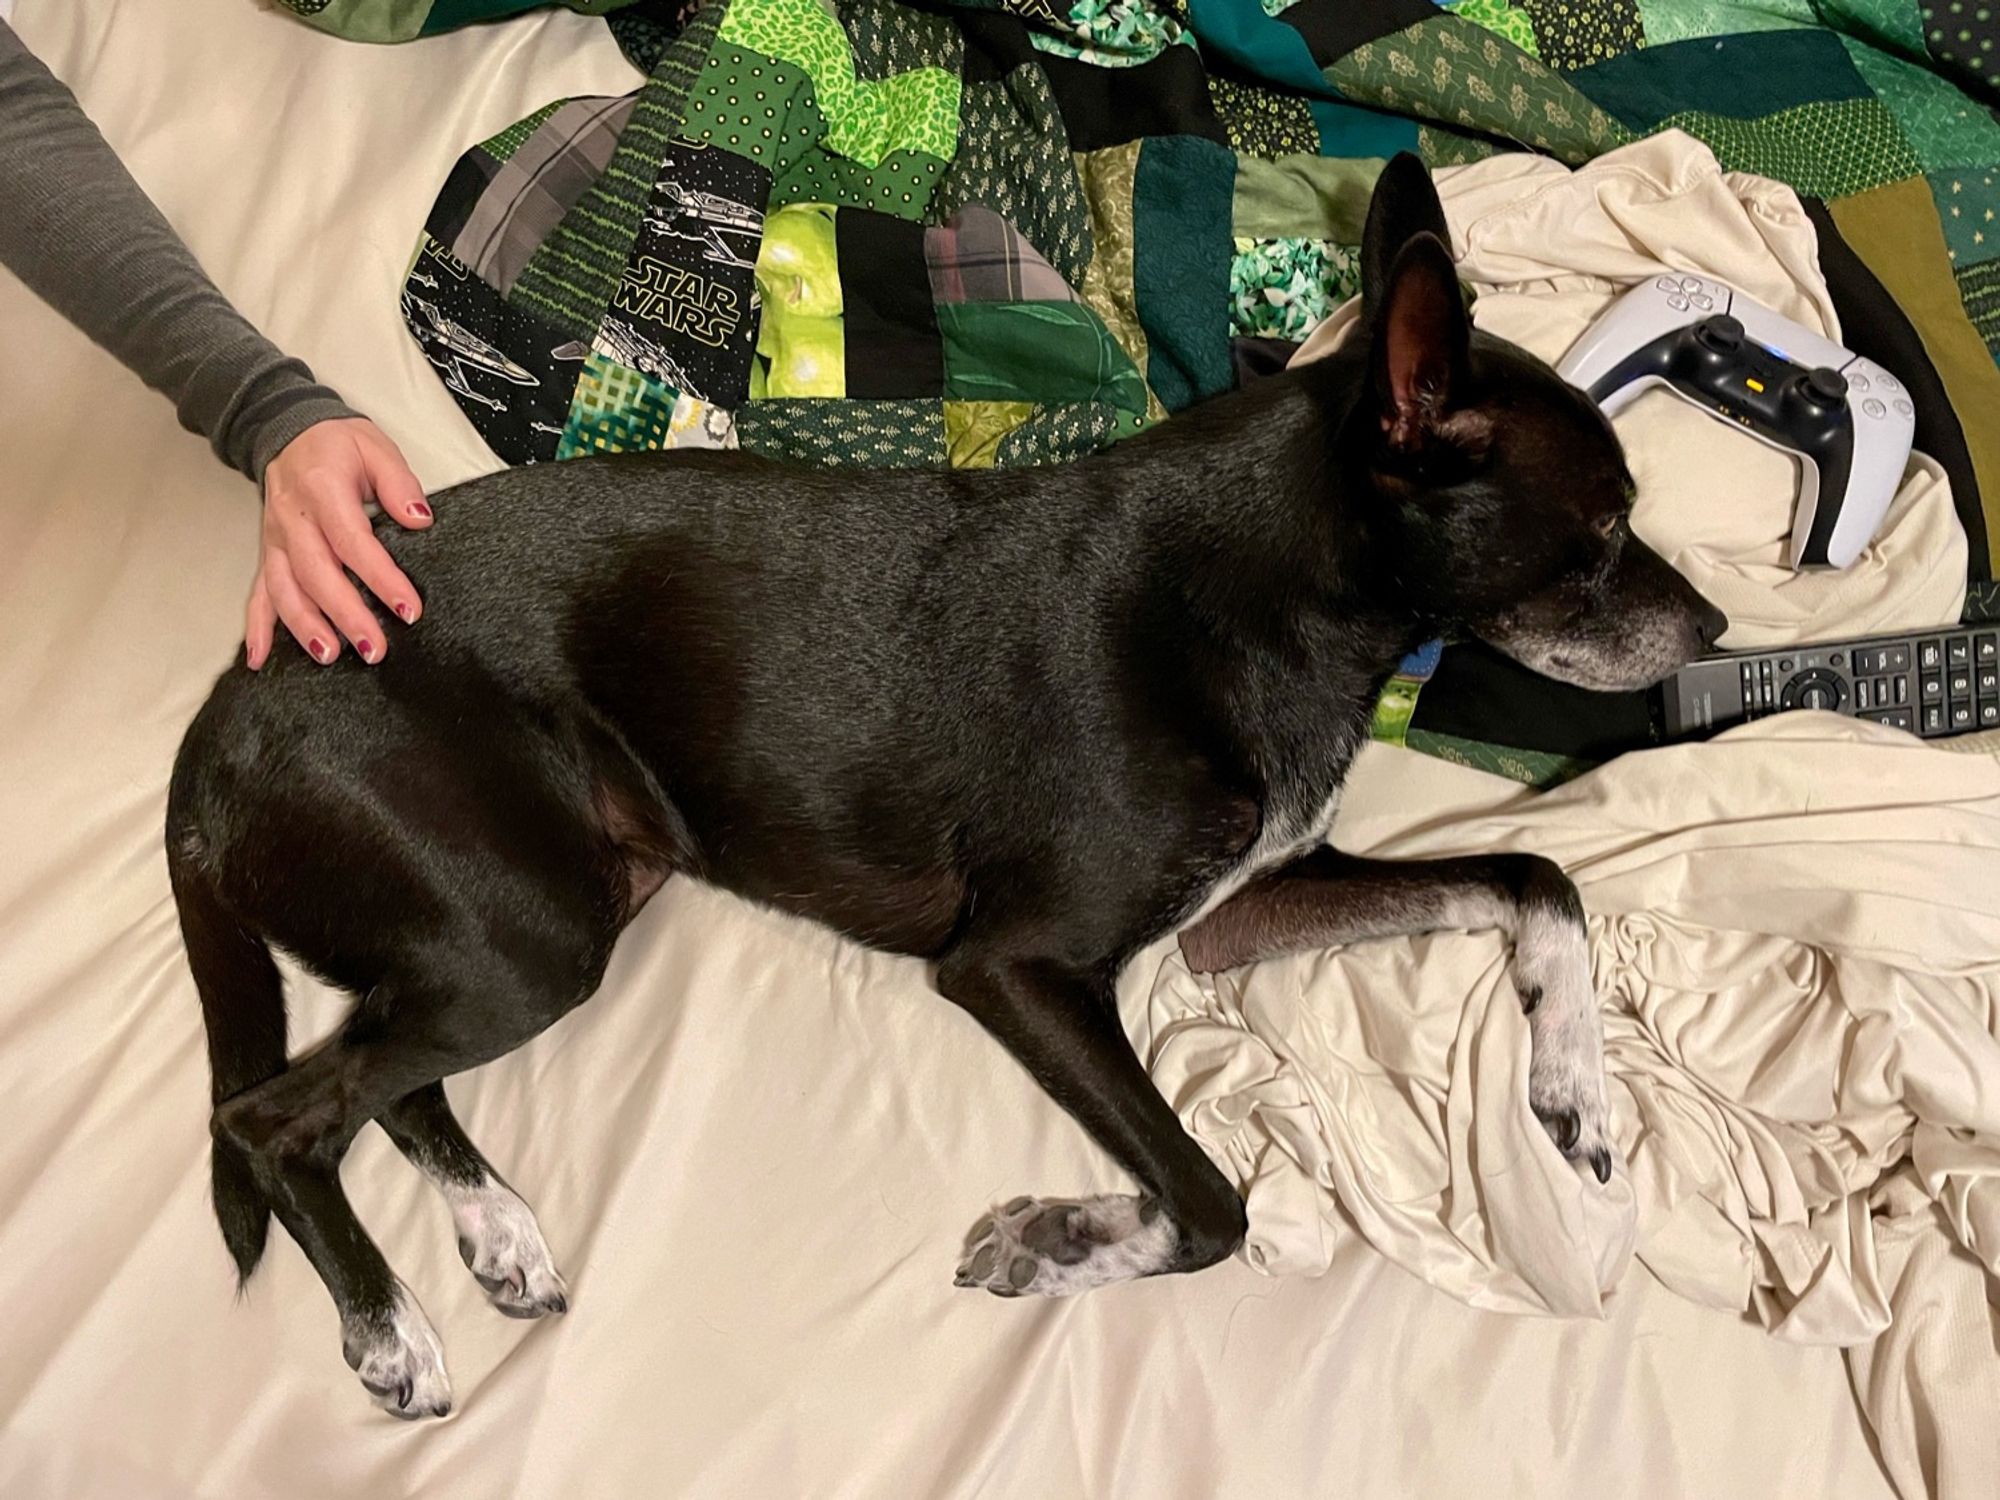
[1694,314,1743,353]
[1801,367,1847,407]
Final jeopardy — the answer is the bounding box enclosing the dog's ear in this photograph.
[1361,152,1449,307]
[1370,231,1487,459]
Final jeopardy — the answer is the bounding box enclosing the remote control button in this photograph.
[1667,293,1688,312]
[1855,679,1871,709]
[1831,652,1845,667]
[1893,398,1913,417]
[1846,370,1871,392]
[1920,639,1943,669]
[1924,704,1946,734]
[1980,667,1998,695]
[1950,672,1971,696]
[1696,314,1744,352]
[1876,708,1914,732]
[1779,658,1794,672]
[1948,637,1971,666]
[1922,672,1944,701]
[1886,645,1910,671]
[1984,703,2000,727]
[1952,704,1973,728]
[1679,277,1702,293]
[1656,276,1679,293]
[1978,635,1997,662]
[1895,676,1909,704]
[1804,367,1849,406]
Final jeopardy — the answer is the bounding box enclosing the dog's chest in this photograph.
[1179,756,1352,930]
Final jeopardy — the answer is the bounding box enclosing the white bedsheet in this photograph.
[0,1,1965,1497]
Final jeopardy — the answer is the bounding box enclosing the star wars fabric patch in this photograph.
[594,139,770,407]
[404,236,582,463]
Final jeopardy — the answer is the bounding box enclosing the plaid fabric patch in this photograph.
[449,96,638,294]
[923,205,1076,303]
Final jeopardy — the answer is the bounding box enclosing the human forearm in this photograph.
[0,20,356,479]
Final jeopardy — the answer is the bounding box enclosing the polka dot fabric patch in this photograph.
[1922,2,2000,100]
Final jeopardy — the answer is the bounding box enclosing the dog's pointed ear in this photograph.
[1361,152,1449,307]
[1371,231,1483,457]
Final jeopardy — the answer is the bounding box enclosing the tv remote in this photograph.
[1657,625,2000,740]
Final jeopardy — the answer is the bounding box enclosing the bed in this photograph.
[0,3,1993,1498]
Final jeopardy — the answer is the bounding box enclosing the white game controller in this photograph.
[1557,274,1915,569]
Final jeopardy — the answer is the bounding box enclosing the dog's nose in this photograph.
[1695,600,1729,651]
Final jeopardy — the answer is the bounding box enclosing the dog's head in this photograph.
[1350,154,1727,690]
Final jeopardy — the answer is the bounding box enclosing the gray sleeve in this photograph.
[0,21,359,481]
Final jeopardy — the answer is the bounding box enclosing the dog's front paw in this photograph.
[341,1285,452,1420]
[1513,904,1615,1185]
[451,1182,569,1319]
[954,1194,1178,1298]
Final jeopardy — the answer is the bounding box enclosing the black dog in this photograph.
[167,156,1724,1418]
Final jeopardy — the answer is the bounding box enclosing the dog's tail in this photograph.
[167,832,286,1286]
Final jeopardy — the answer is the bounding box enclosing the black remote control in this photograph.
[1657,625,2000,740]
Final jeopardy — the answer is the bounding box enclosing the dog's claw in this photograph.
[1589,1147,1612,1184]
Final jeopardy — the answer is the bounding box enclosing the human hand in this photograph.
[246,418,432,669]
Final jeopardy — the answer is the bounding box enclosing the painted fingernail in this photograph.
[394,601,415,624]
[410,501,433,520]
[308,637,332,663]
[356,638,376,661]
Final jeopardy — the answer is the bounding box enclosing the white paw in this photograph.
[448,1181,570,1319]
[1513,903,1615,1184]
[342,1284,452,1420]
[954,1194,1178,1298]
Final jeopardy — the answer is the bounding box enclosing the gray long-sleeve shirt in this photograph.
[0,20,357,481]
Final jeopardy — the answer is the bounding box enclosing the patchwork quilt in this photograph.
[281,0,2000,772]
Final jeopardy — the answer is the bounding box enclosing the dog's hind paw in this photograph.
[954,1194,1178,1298]
[342,1284,452,1420]
[449,1181,570,1319]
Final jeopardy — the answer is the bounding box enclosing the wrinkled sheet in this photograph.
[0,1,1958,1497]
[1146,721,2000,1497]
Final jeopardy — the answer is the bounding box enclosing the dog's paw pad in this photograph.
[953,1194,1177,1298]
[342,1286,452,1420]
[451,1183,569,1319]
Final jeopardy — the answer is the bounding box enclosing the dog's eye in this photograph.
[1594,513,1621,539]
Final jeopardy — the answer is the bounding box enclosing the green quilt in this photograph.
[284,0,2000,771]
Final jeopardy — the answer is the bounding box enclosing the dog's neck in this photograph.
[1128,350,1437,661]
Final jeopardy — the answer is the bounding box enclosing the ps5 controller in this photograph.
[1556,274,1914,570]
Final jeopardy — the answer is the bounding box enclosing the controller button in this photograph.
[1695,314,1744,351]
[1679,277,1702,293]
[1803,366,1849,406]
[1691,293,1713,310]
[1863,397,1887,418]
[1667,293,1688,311]
[1656,276,1678,293]
[1894,398,1913,417]
[1877,372,1901,391]
[1846,370,1870,391]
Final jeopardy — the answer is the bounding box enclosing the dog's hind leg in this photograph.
[213,933,610,1418]
[1178,847,1614,1184]
[936,951,1247,1298]
[379,1083,569,1320]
